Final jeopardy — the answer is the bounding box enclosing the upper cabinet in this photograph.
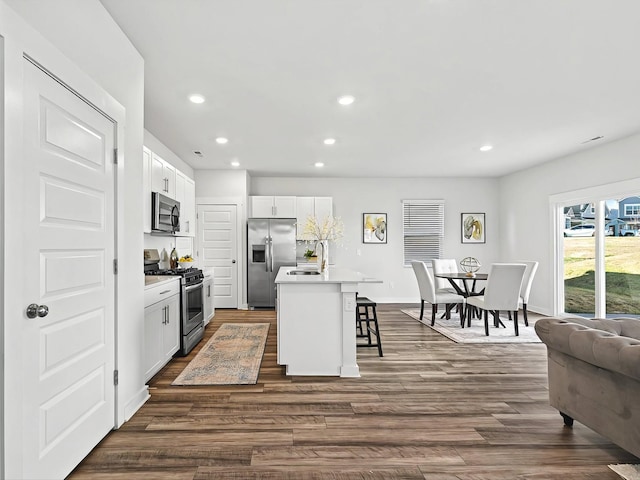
[151,152,175,198]
[295,197,333,239]
[250,196,297,218]
[143,146,195,236]
[175,170,195,237]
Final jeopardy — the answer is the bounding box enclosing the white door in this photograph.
[21,59,116,479]
[197,204,238,308]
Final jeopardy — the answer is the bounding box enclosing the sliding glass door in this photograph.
[561,196,640,318]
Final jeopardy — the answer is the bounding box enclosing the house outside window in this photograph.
[624,204,640,216]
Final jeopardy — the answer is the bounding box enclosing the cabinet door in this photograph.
[174,171,186,236]
[163,162,176,199]
[314,197,333,223]
[251,196,275,217]
[151,153,166,193]
[143,301,165,382]
[162,295,180,360]
[142,147,152,233]
[295,197,314,239]
[274,196,296,217]
[184,177,195,237]
[203,277,214,325]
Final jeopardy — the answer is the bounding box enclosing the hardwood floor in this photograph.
[68,305,638,479]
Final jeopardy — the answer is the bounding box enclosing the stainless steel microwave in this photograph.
[151,192,180,234]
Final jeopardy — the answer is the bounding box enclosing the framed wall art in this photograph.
[461,213,485,244]
[363,213,387,244]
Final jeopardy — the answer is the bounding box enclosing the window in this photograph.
[402,199,444,266]
[624,204,640,216]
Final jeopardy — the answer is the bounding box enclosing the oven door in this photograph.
[183,281,204,335]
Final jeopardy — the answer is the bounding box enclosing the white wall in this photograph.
[499,133,640,315]
[1,4,147,473]
[144,129,194,179]
[251,177,502,302]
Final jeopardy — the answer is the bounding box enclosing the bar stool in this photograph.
[356,296,383,357]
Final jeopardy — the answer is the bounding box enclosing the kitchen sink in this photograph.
[287,270,321,275]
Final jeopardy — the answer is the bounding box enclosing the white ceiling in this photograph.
[34,1,640,177]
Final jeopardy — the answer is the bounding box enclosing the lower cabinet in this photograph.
[203,275,215,326]
[144,282,180,382]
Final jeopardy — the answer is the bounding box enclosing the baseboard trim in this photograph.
[123,386,150,424]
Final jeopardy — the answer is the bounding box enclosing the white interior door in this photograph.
[197,204,238,308]
[21,59,116,479]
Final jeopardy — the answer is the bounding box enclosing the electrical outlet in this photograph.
[356,248,361,256]
[389,281,395,289]
[344,295,356,311]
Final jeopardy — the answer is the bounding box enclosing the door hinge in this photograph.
[113,148,118,164]
[113,369,119,386]
[113,258,118,274]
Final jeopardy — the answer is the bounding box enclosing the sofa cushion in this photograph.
[535,317,640,381]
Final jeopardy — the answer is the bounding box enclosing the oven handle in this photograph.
[185,282,203,292]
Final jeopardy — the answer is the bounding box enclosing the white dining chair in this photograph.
[508,261,539,326]
[466,263,526,336]
[431,258,461,293]
[411,261,466,326]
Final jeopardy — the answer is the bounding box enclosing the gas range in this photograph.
[144,267,204,286]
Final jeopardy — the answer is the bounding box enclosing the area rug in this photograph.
[609,464,640,480]
[400,309,542,344]
[172,323,269,385]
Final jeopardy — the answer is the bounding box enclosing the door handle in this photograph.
[26,303,49,319]
[232,259,236,264]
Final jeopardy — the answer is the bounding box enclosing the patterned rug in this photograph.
[609,464,640,480]
[401,308,542,343]
[172,323,269,385]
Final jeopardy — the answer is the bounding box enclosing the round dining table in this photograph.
[433,272,489,327]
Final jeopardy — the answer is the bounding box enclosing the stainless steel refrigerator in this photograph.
[247,218,297,308]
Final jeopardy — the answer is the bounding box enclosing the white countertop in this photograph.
[275,266,381,284]
[144,275,180,288]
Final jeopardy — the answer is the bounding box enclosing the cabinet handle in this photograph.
[165,306,169,324]
[159,290,171,295]
[272,205,275,216]
[208,285,211,297]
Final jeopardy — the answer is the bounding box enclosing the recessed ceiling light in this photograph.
[479,145,493,152]
[215,137,228,144]
[314,162,324,168]
[323,138,336,145]
[189,94,205,104]
[230,160,240,167]
[337,95,355,106]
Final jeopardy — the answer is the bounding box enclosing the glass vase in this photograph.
[316,240,328,272]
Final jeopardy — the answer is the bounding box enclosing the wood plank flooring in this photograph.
[68,305,638,479]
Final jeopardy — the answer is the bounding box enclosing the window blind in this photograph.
[402,199,444,266]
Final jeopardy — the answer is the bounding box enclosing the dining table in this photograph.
[434,272,489,327]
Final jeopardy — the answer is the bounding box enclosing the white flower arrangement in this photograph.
[300,215,344,242]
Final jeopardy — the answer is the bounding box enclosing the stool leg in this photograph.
[371,305,383,357]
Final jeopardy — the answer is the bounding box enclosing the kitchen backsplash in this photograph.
[144,235,193,269]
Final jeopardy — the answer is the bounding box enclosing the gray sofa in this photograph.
[535,317,640,458]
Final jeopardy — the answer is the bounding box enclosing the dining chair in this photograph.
[466,263,526,336]
[411,261,466,326]
[431,258,461,293]
[508,261,539,326]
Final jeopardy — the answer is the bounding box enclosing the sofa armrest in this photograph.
[535,317,640,381]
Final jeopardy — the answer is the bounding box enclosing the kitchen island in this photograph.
[274,266,381,377]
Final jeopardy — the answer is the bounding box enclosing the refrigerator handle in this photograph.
[270,236,275,273]
[265,237,270,272]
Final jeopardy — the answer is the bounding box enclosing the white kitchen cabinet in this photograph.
[295,196,333,239]
[143,279,180,382]
[175,170,196,237]
[142,146,152,233]
[203,274,215,326]
[250,196,296,218]
[151,152,176,198]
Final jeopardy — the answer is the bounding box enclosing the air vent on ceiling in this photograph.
[193,151,203,157]
[581,136,603,144]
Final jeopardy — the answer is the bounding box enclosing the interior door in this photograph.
[197,204,238,308]
[21,59,116,479]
